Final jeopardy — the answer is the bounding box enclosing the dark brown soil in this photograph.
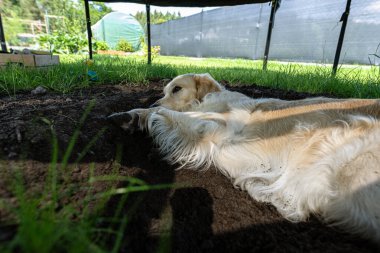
[0,82,377,252]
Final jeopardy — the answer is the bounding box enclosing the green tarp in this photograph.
[92,12,144,50]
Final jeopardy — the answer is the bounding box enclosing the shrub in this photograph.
[141,40,160,60]
[93,41,108,51]
[38,33,87,54]
[93,41,109,51]
[151,46,161,56]
[115,39,134,52]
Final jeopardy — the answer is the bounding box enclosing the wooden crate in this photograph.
[0,53,60,67]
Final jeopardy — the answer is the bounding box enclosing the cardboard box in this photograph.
[0,53,60,67]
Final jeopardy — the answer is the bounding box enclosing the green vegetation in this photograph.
[94,41,110,51]
[134,10,182,27]
[0,0,111,48]
[38,33,88,54]
[115,39,134,53]
[1,0,181,52]
[0,101,172,253]
[0,55,379,98]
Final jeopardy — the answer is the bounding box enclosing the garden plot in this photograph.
[0,83,377,252]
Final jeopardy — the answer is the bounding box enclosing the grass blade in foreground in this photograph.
[0,102,174,253]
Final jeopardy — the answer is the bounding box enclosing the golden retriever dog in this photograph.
[109,73,380,242]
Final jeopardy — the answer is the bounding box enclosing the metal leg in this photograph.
[263,0,280,71]
[84,0,93,59]
[146,4,152,64]
[332,0,351,75]
[0,13,7,53]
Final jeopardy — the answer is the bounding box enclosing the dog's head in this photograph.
[153,73,224,111]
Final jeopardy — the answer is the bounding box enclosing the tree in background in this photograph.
[134,10,181,55]
[0,1,25,45]
[134,10,181,28]
[1,1,181,52]
[0,0,111,47]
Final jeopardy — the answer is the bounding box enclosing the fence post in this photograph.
[146,4,152,64]
[263,0,280,70]
[0,13,7,53]
[84,0,93,60]
[332,0,351,75]
[44,10,50,34]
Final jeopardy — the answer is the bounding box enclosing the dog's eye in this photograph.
[172,86,182,94]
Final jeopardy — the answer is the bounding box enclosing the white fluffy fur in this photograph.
[114,73,380,242]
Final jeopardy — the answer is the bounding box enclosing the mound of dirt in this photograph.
[0,83,376,252]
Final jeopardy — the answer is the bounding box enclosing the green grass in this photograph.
[0,54,380,97]
[0,100,173,253]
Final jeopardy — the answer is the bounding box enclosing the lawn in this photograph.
[1,54,379,98]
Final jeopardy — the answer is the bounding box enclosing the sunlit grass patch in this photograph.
[0,54,379,98]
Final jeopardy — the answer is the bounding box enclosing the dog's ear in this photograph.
[194,73,223,101]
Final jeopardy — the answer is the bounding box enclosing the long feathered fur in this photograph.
[110,73,380,242]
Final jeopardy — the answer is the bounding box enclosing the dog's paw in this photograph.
[107,111,136,133]
[107,108,161,133]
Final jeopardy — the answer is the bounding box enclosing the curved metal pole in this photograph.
[263,0,280,70]
[332,0,351,75]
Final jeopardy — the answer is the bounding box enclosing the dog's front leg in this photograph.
[147,108,225,168]
[148,108,224,139]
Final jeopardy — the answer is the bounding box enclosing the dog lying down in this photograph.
[108,73,380,242]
